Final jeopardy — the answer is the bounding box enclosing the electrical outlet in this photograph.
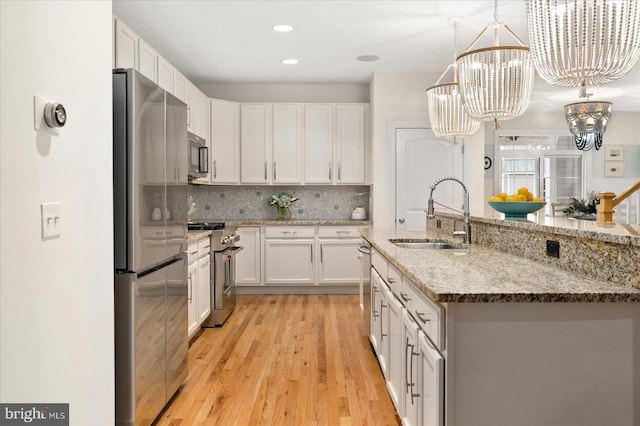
[546,240,560,258]
[41,202,61,239]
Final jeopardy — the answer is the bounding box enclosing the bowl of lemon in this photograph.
[488,187,545,219]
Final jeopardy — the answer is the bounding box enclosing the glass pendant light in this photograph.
[456,0,535,127]
[526,0,640,87]
[425,18,481,143]
[564,82,613,151]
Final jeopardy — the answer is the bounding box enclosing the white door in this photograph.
[236,226,261,285]
[272,104,303,183]
[395,128,464,230]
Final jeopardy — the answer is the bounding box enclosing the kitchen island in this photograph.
[362,216,640,426]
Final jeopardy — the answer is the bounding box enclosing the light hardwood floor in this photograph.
[155,294,401,426]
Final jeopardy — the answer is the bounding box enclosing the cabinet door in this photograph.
[157,55,174,93]
[418,330,444,426]
[173,69,186,102]
[197,254,211,323]
[272,104,303,183]
[370,269,382,355]
[114,18,138,69]
[304,104,334,183]
[241,104,272,183]
[265,239,314,285]
[137,39,158,83]
[187,260,199,338]
[185,79,196,133]
[402,310,420,426]
[236,226,261,285]
[386,287,404,412]
[335,104,366,184]
[378,277,390,378]
[318,239,360,285]
[195,89,209,139]
[210,99,240,183]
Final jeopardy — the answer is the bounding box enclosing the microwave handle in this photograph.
[199,146,209,174]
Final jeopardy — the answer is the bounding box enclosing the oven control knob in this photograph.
[233,234,240,242]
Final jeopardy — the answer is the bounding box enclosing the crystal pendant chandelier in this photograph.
[456,0,535,127]
[425,18,481,142]
[564,84,613,151]
[526,0,640,87]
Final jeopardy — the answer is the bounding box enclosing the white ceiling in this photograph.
[113,0,640,111]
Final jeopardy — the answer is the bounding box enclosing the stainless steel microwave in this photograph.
[188,132,208,180]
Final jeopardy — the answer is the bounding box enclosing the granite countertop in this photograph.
[362,227,640,304]
[472,211,640,246]
[223,219,372,226]
[187,230,212,243]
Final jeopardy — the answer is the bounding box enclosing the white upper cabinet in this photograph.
[240,104,272,184]
[272,104,303,183]
[114,18,138,69]
[210,99,240,183]
[137,38,158,82]
[173,69,186,102]
[304,104,334,184]
[196,89,210,141]
[184,80,196,134]
[157,55,174,93]
[335,104,367,184]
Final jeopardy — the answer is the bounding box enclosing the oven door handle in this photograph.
[220,246,244,257]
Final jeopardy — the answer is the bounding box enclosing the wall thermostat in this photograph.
[43,103,67,128]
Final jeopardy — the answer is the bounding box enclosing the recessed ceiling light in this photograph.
[273,24,294,32]
[281,58,299,65]
[356,55,380,62]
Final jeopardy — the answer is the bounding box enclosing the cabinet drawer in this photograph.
[197,238,211,258]
[265,226,315,239]
[371,248,388,278]
[402,277,444,350]
[187,242,199,263]
[386,263,402,295]
[317,226,361,238]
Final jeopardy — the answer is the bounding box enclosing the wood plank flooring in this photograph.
[155,294,401,426]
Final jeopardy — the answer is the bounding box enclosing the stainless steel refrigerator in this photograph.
[113,69,189,426]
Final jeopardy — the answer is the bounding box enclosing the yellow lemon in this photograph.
[505,196,518,202]
[488,196,503,202]
[532,197,543,202]
[526,192,534,201]
[516,194,527,202]
[497,192,508,201]
[517,186,529,196]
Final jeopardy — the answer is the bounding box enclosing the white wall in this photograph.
[0,1,114,424]
[370,72,486,226]
[200,83,369,103]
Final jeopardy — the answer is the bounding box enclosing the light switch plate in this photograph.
[41,202,61,240]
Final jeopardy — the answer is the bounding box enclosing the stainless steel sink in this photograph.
[389,239,461,250]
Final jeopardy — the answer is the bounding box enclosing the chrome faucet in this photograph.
[426,176,471,244]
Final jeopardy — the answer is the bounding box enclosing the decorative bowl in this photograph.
[488,201,546,219]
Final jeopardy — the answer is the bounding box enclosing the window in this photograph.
[497,134,585,216]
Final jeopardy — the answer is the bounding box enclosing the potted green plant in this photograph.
[268,192,299,219]
[563,191,598,220]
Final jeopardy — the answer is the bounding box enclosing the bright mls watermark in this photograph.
[0,404,68,425]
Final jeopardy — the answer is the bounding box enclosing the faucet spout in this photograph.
[427,176,471,244]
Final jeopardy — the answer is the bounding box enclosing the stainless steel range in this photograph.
[188,222,242,326]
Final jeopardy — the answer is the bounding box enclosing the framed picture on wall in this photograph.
[605,160,625,177]
[605,145,624,161]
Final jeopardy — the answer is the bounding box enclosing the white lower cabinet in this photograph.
[417,330,444,426]
[187,237,212,338]
[402,309,420,426]
[265,239,315,285]
[236,226,261,285]
[377,275,390,378]
[370,269,383,356]
[317,239,360,284]
[385,285,404,412]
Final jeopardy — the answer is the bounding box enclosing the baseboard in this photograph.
[236,285,359,295]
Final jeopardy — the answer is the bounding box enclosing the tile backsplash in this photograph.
[188,185,371,221]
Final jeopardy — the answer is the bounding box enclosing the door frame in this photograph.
[388,121,430,229]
